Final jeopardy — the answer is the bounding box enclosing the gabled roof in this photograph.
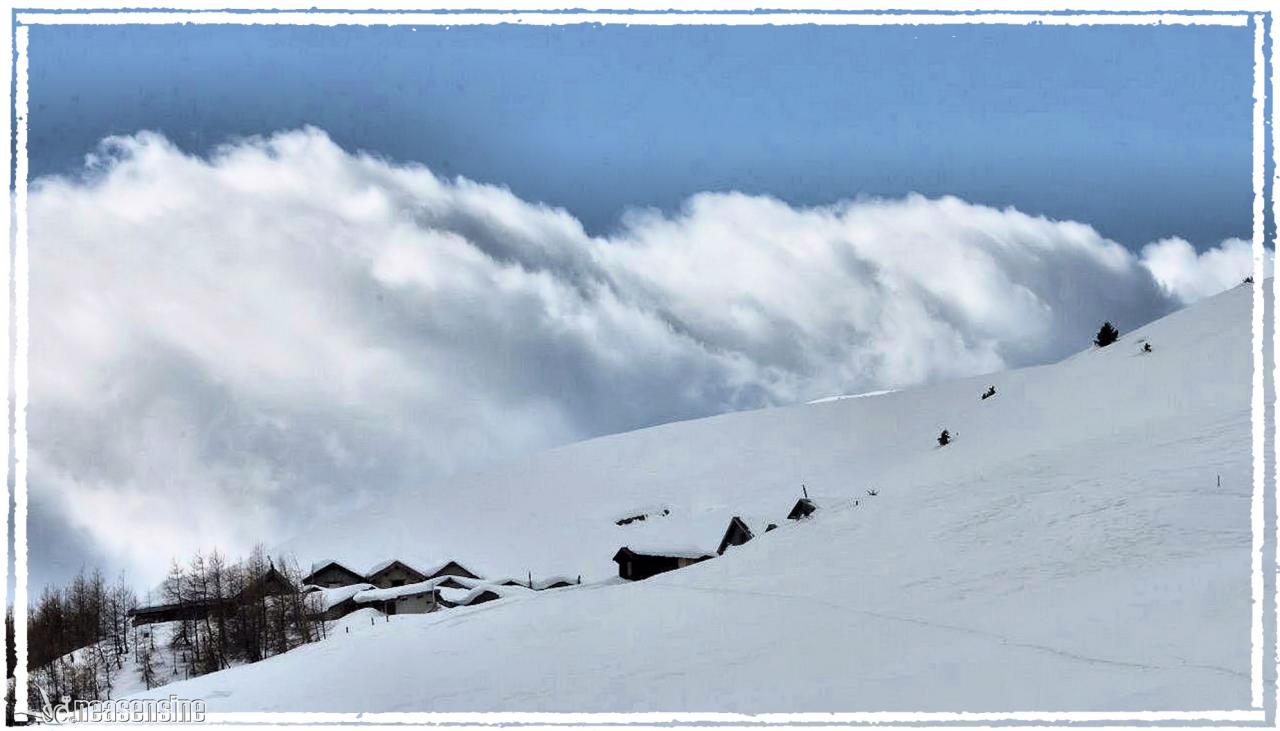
[613,544,715,562]
[365,559,427,580]
[716,515,776,555]
[786,494,859,520]
[242,566,296,595]
[787,497,818,519]
[615,510,750,560]
[418,559,480,579]
[304,560,364,581]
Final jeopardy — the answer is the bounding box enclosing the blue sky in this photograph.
[29,21,1253,250]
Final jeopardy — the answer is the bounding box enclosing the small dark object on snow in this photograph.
[1244,276,1255,284]
[938,429,951,447]
[866,488,878,497]
[1142,342,1152,353]
[1094,321,1120,348]
[981,385,996,400]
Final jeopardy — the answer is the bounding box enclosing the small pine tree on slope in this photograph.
[1094,321,1120,348]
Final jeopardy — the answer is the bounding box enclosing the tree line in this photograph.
[16,545,326,713]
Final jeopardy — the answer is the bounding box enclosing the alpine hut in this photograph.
[352,580,444,615]
[303,560,366,589]
[612,512,770,581]
[365,559,429,589]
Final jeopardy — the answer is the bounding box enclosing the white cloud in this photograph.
[1141,236,1269,305]
[29,127,1257,587]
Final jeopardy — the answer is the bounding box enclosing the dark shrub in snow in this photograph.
[1094,322,1120,348]
[938,429,951,447]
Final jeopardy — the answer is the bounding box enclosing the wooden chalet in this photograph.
[128,597,228,627]
[365,559,429,589]
[303,560,366,588]
[129,565,295,627]
[422,560,480,582]
[612,547,712,581]
[353,581,443,615]
[613,512,779,581]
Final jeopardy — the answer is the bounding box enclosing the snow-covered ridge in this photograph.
[130,283,1262,712]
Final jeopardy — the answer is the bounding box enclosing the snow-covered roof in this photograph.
[353,579,444,604]
[417,559,478,578]
[531,575,578,590]
[438,586,492,605]
[446,575,497,590]
[313,583,377,611]
[617,511,740,559]
[306,559,362,577]
[731,515,778,538]
[364,558,425,578]
[790,494,861,512]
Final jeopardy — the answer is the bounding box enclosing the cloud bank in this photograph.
[30,127,1263,588]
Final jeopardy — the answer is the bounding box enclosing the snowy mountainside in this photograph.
[283,283,1255,586]
[131,282,1262,711]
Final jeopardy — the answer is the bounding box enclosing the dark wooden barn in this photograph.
[129,566,295,626]
[128,598,228,627]
[612,547,713,581]
[243,565,296,598]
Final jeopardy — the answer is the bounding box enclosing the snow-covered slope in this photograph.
[131,282,1263,712]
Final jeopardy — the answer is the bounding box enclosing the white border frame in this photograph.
[6,5,1273,727]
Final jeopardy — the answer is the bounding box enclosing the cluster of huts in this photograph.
[611,493,844,581]
[127,493,850,627]
[303,558,579,620]
[126,558,580,627]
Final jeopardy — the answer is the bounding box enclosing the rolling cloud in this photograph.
[29,127,1265,589]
